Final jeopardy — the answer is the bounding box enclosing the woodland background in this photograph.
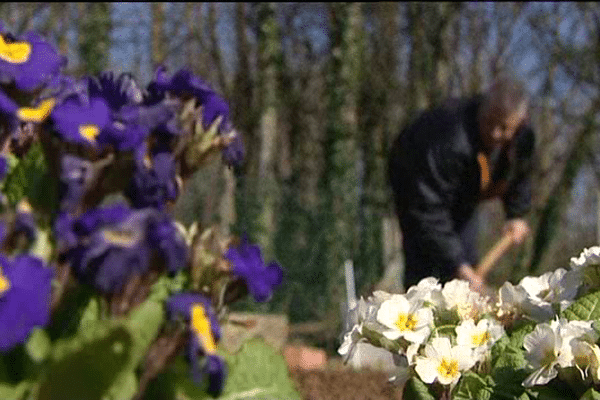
[4,2,600,353]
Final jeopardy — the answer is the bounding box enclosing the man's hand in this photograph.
[503,218,530,245]
[457,264,489,296]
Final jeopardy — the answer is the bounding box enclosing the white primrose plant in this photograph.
[339,247,600,400]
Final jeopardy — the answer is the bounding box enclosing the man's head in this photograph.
[478,75,529,151]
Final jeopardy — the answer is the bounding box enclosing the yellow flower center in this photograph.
[538,288,552,301]
[102,229,137,247]
[79,124,100,142]
[395,313,418,331]
[0,267,10,295]
[437,358,459,381]
[17,98,55,122]
[191,304,217,353]
[0,35,31,64]
[541,348,557,367]
[574,353,589,368]
[456,302,479,320]
[472,331,491,347]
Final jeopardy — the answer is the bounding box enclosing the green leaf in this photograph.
[24,328,51,363]
[453,372,492,400]
[143,354,210,400]
[47,285,96,341]
[508,320,537,350]
[104,370,137,400]
[402,376,436,400]
[39,283,167,400]
[3,142,52,209]
[0,381,33,400]
[526,382,577,400]
[77,296,101,336]
[122,294,165,368]
[218,338,301,400]
[147,273,187,303]
[144,338,302,400]
[38,325,133,400]
[489,322,533,400]
[562,290,600,321]
[580,388,600,400]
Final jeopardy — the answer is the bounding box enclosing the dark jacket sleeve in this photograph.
[403,139,471,271]
[503,125,535,219]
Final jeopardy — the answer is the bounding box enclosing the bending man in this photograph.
[388,76,535,293]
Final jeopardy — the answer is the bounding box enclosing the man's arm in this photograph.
[457,263,488,294]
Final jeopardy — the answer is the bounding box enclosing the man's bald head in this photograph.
[478,75,529,151]
[482,75,529,118]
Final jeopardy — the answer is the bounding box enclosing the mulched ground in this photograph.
[289,367,405,400]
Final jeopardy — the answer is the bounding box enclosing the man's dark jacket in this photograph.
[388,95,535,286]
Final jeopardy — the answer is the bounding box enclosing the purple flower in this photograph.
[146,68,227,131]
[224,235,283,302]
[58,154,95,213]
[50,74,151,153]
[0,155,8,181]
[0,26,67,93]
[57,205,187,293]
[125,151,179,210]
[87,72,143,110]
[66,205,150,293]
[50,93,111,147]
[86,72,156,152]
[144,67,244,166]
[167,293,226,397]
[0,88,18,116]
[53,213,77,252]
[147,213,188,273]
[14,208,36,244]
[0,221,7,245]
[146,67,212,104]
[0,254,53,351]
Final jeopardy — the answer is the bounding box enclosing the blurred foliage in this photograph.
[4,2,600,339]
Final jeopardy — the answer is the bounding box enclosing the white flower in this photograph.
[347,297,379,327]
[571,341,600,382]
[415,337,475,386]
[406,277,444,308]
[339,296,388,363]
[377,294,433,344]
[518,269,581,322]
[456,318,505,361]
[570,246,600,270]
[406,342,421,365]
[496,281,528,318]
[370,290,394,305]
[388,353,412,387]
[442,279,490,320]
[338,324,364,362]
[522,322,572,387]
[570,247,600,288]
[551,318,598,344]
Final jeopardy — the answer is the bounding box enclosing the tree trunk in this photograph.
[255,2,282,259]
[151,3,165,70]
[324,2,363,350]
[362,2,401,294]
[77,3,112,75]
[208,3,229,96]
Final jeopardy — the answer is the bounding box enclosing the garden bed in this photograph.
[289,362,405,400]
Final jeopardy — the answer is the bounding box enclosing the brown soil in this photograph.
[289,367,405,400]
